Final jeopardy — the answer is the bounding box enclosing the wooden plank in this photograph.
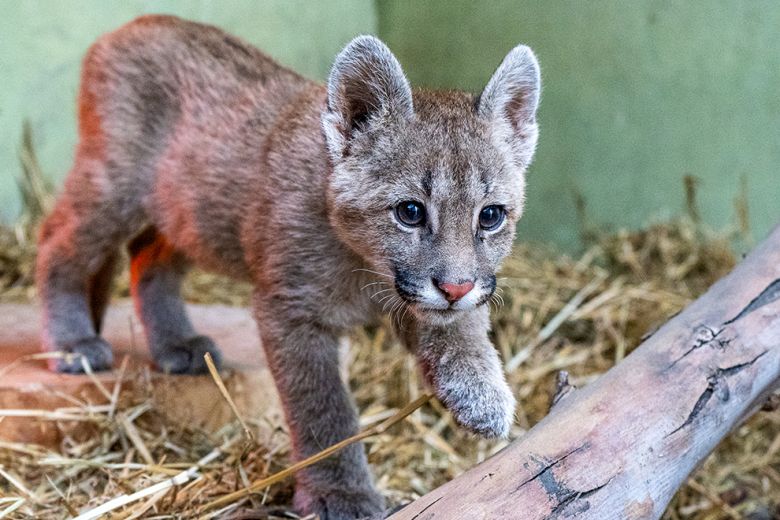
[0,302,281,446]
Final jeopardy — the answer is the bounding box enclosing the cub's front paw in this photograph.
[294,486,385,520]
[53,336,114,373]
[154,335,222,375]
[438,375,516,438]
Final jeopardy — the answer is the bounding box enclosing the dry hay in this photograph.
[1,216,777,519]
[0,147,777,518]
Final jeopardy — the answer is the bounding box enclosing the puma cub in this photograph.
[36,15,540,519]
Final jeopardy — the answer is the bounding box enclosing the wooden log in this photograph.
[390,224,780,520]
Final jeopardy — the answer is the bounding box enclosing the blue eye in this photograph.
[479,205,505,231]
[395,201,426,227]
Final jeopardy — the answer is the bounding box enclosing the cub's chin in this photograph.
[409,305,466,326]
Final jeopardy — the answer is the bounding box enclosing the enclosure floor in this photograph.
[0,301,281,445]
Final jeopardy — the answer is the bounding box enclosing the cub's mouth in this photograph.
[393,273,497,316]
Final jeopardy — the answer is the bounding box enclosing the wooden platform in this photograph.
[0,301,282,446]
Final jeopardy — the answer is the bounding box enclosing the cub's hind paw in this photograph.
[54,336,114,373]
[154,335,222,374]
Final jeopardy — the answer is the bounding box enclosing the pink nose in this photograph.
[436,280,475,302]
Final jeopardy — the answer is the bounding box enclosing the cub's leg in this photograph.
[128,227,222,374]
[89,252,119,335]
[252,293,384,520]
[37,188,123,373]
[400,307,516,438]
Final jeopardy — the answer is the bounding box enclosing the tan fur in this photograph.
[35,16,541,518]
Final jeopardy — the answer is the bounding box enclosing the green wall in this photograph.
[2,1,778,250]
[378,1,780,249]
[0,0,376,220]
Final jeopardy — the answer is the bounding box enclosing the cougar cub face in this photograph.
[322,37,540,324]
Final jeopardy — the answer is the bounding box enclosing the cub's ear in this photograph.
[478,45,541,168]
[322,35,413,160]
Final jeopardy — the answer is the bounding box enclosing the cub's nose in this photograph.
[434,279,475,303]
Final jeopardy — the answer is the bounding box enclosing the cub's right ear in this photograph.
[322,35,414,160]
[478,45,541,168]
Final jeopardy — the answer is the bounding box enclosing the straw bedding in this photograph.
[0,155,777,518]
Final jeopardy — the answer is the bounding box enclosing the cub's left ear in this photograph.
[478,45,541,168]
[322,35,413,162]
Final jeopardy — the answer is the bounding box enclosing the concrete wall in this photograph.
[2,2,778,250]
[0,0,376,219]
[378,1,780,249]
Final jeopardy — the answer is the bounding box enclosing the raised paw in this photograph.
[294,486,385,520]
[438,374,516,438]
[154,335,222,374]
[53,336,114,373]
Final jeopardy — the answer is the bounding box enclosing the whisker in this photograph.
[399,302,411,326]
[382,295,399,313]
[361,281,388,292]
[352,268,394,279]
[392,300,407,330]
[490,293,505,313]
[388,300,397,325]
[377,293,396,307]
[392,299,401,321]
[370,288,395,301]
[387,298,400,324]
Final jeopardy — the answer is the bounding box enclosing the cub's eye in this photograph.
[479,205,505,231]
[395,201,426,227]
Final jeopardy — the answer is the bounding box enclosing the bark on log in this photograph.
[389,224,780,520]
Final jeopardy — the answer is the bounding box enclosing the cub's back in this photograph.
[75,15,321,277]
[80,15,311,171]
